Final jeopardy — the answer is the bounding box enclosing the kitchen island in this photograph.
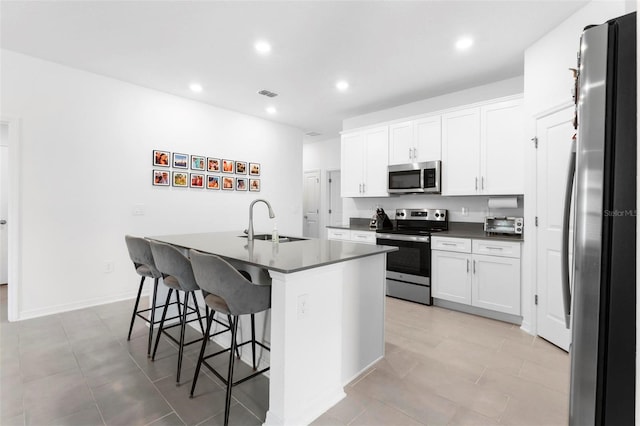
[148,232,396,426]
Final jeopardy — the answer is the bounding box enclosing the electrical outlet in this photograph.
[133,204,145,216]
[104,261,115,274]
[297,294,309,319]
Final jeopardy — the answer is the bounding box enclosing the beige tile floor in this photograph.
[312,297,570,426]
[1,284,569,425]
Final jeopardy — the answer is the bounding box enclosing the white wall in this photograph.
[302,137,341,231]
[522,0,629,334]
[1,50,304,320]
[343,76,524,131]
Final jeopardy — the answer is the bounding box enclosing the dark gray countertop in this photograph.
[327,221,524,242]
[148,231,397,274]
[436,222,524,242]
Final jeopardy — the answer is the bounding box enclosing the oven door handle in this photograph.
[376,234,430,243]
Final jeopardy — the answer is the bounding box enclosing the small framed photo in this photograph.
[222,176,234,190]
[190,173,204,188]
[249,178,260,192]
[153,170,170,186]
[249,162,261,176]
[222,159,235,174]
[191,155,205,171]
[173,153,188,169]
[235,161,247,175]
[207,175,220,190]
[207,158,220,172]
[153,150,170,167]
[172,171,188,187]
[236,177,248,191]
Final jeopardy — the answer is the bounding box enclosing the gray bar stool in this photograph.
[124,235,166,356]
[188,249,271,426]
[149,240,206,383]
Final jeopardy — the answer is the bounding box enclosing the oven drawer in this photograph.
[386,278,432,305]
[472,240,521,258]
[431,237,471,253]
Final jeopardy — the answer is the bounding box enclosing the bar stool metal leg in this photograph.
[176,291,190,383]
[128,276,146,341]
[147,278,159,356]
[190,310,216,398]
[250,314,257,370]
[224,317,239,426]
[152,288,174,361]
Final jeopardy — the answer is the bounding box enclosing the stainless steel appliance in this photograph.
[369,207,393,230]
[562,12,635,426]
[483,216,523,235]
[376,208,448,305]
[388,161,441,194]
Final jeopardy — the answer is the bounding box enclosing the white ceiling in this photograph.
[1,1,590,141]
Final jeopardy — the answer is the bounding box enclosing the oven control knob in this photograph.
[435,213,440,218]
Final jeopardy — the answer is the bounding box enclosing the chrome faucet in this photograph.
[245,199,275,241]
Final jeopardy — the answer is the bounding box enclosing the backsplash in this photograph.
[342,194,524,223]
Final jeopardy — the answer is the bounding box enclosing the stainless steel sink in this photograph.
[238,234,307,242]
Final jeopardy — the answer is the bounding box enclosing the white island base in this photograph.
[264,253,386,425]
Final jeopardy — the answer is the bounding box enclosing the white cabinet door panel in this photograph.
[481,99,524,195]
[432,250,471,305]
[442,107,481,195]
[363,126,389,197]
[414,115,441,162]
[472,254,521,315]
[388,121,413,165]
[341,132,364,197]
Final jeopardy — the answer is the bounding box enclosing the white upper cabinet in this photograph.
[481,99,524,195]
[341,126,389,198]
[389,115,441,165]
[441,107,481,195]
[442,97,524,196]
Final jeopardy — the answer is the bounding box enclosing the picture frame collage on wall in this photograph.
[152,150,260,192]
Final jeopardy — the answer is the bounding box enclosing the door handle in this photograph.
[0,220,6,225]
[561,136,577,329]
[304,216,308,219]
[466,259,469,273]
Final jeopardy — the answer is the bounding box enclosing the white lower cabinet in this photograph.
[432,236,521,315]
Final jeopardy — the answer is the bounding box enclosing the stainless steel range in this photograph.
[376,208,448,305]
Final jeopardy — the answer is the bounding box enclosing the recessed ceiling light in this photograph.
[455,37,474,50]
[255,40,272,54]
[266,106,277,114]
[336,80,350,91]
[189,83,203,93]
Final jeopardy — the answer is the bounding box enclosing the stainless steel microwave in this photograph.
[388,161,441,194]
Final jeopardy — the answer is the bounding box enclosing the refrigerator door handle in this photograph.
[561,136,576,329]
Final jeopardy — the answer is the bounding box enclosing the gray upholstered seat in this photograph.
[188,249,271,426]
[149,240,206,384]
[124,235,163,356]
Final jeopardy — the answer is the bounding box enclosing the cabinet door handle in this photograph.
[486,246,503,250]
[441,242,457,246]
[473,260,476,274]
[467,259,470,273]
[362,183,365,193]
[482,176,485,190]
[409,148,412,160]
[475,177,478,191]
[413,148,417,159]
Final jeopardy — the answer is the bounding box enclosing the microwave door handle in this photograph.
[561,137,576,329]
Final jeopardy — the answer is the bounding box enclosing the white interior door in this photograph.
[303,170,320,238]
[327,170,343,226]
[535,106,574,351]
[0,124,8,285]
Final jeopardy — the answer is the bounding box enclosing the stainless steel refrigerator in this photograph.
[562,12,636,426]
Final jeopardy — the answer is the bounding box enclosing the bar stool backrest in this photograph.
[125,235,162,279]
[189,249,271,316]
[149,240,200,292]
